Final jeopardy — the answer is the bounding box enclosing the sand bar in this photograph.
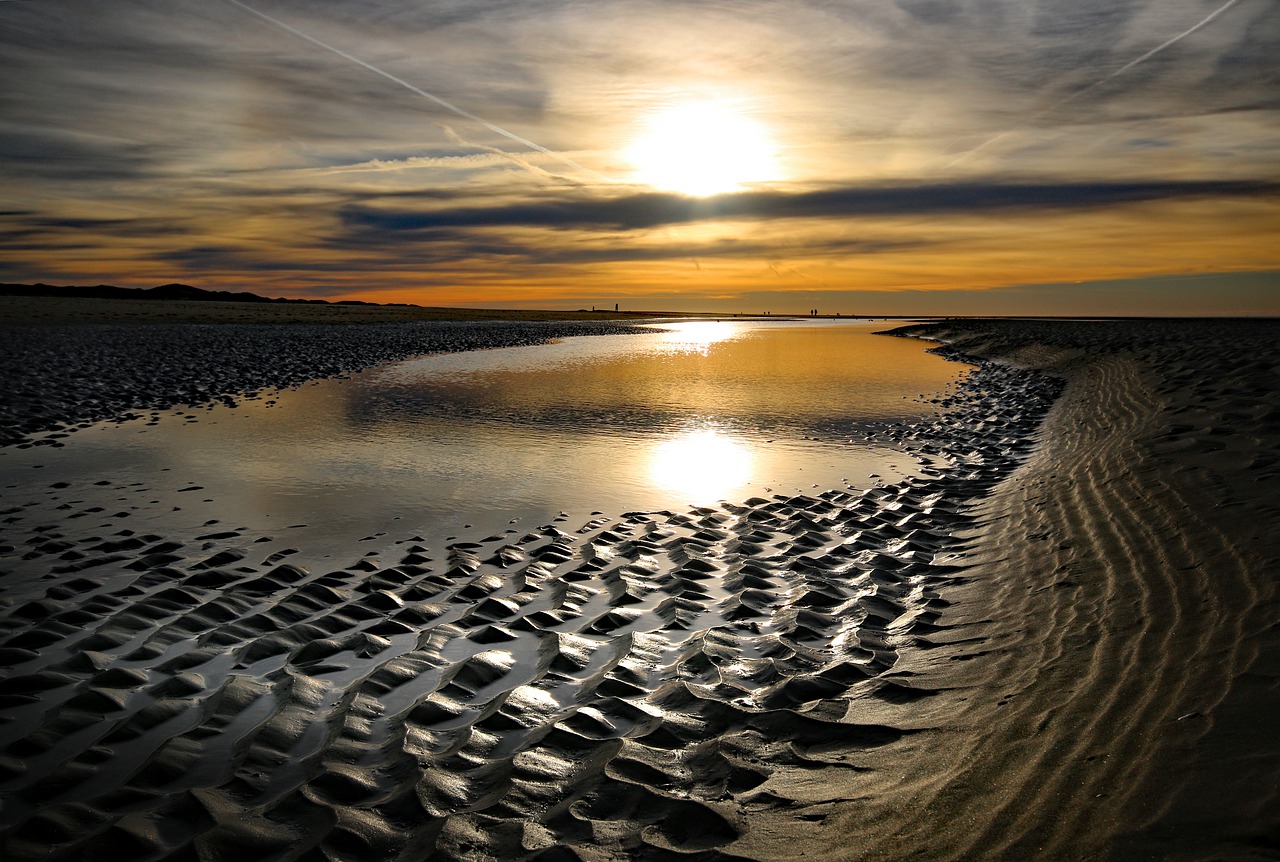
[0,316,1276,860]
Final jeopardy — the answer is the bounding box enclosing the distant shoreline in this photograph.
[0,281,414,306]
[4,284,1273,326]
[0,283,734,325]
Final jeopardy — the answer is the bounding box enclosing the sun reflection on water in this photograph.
[651,321,741,355]
[650,429,752,504]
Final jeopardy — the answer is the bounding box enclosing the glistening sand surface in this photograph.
[1,316,1277,860]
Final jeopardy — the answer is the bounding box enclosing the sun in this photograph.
[625,100,779,197]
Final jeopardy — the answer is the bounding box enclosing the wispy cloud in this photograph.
[927,0,1254,171]
[221,0,598,182]
[1,0,1276,312]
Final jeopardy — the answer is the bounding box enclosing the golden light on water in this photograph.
[625,100,779,197]
[651,429,752,504]
[652,320,741,355]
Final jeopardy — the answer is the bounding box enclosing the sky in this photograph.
[1,0,1277,315]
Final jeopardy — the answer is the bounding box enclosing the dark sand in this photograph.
[0,314,654,446]
[787,319,1279,862]
[1,311,1277,860]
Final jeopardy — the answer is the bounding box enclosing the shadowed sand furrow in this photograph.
[1038,371,1230,848]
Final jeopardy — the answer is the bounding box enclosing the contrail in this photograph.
[928,0,1249,172]
[1057,0,1247,108]
[439,123,564,183]
[222,0,598,179]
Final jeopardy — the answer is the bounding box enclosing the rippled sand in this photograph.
[1,318,1276,861]
[802,319,1279,862]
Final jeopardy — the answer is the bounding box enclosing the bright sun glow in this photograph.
[651,429,752,503]
[626,101,779,197]
[654,321,740,355]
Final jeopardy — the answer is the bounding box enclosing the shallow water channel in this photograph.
[1,319,965,563]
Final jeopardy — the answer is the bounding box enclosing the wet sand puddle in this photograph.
[0,322,1063,860]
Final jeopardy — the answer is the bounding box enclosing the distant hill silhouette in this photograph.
[0,282,417,307]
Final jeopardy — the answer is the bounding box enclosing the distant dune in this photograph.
[0,281,406,306]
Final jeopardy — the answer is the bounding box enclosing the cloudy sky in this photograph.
[1,0,1276,314]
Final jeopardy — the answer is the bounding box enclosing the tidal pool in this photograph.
[1,319,965,564]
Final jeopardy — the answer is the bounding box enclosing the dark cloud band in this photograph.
[339,179,1280,234]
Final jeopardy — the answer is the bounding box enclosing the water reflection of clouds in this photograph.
[383,322,747,383]
[357,320,965,440]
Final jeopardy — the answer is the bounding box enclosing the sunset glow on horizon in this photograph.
[1,0,1276,315]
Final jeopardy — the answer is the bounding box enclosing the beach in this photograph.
[840,318,1280,862]
[1,307,1276,861]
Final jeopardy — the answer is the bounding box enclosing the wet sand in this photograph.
[0,317,653,446]
[1,317,1277,860]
